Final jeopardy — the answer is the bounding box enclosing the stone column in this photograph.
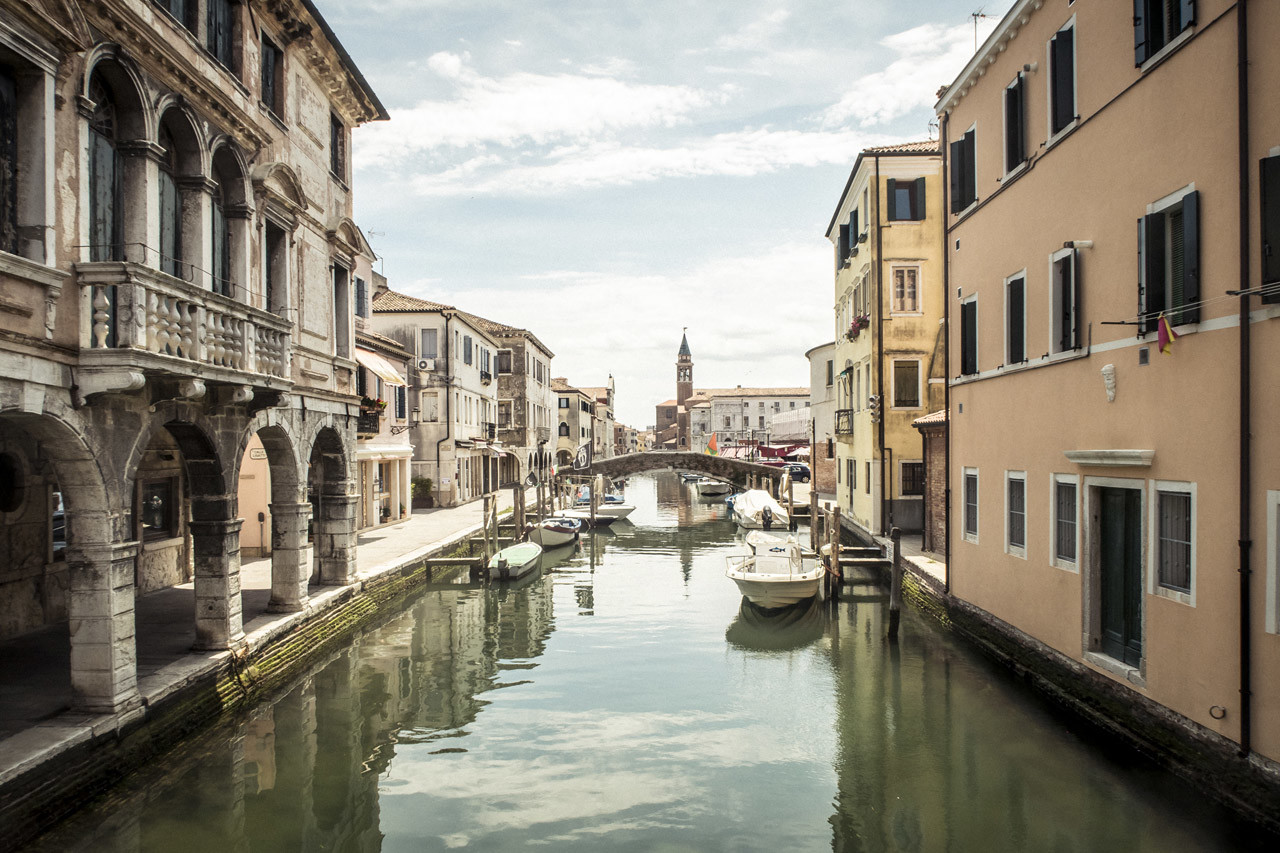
[314,493,358,585]
[389,459,401,521]
[268,501,311,612]
[66,541,140,713]
[190,517,245,649]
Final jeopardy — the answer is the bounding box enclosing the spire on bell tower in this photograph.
[676,328,693,410]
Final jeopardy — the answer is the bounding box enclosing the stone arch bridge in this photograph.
[578,451,785,492]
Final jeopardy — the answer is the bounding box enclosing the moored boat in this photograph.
[487,541,543,581]
[695,478,733,497]
[559,503,634,525]
[728,489,790,529]
[528,516,583,548]
[724,537,824,608]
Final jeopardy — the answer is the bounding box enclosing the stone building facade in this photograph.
[0,0,384,714]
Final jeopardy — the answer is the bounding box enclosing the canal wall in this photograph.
[0,528,481,852]
[892,561,1280,835]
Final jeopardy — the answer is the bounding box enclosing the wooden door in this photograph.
[1099,487,1142,666]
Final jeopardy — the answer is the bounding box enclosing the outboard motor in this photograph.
[762,506,773,530]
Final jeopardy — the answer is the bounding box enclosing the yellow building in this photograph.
[825,142,945,540]
[938,0,1280,779]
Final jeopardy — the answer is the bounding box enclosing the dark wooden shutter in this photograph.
[886,178,898,220]
[355,277,367,317]
[1180,0,1196,30]
[396,385,407,420]
[913,177,926,219]
[963,130,976,207]
[960,301,977,375]
[949,139,963,212]
[1143,212,1166,332]
[1071,249,1082,349]
[1005,78,1023,171]
[211,200,227,295]
[1261,156,1280,300]
[207,0,234,69]
[1134,0,1148,65]
[1008,278,1025,363]
[851,207,860,242]
[1051,29,1075,133]
[159,171,181,277]
[0,68,17,255]
[837,223,849,268]
[1180,190,1200,322]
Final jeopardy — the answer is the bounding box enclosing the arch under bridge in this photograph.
[576,451,785,492]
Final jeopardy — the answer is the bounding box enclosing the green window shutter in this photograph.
[913,177,926,220]
[1180,190,1200,323]
[886,178,898,220]
[1260,156,1280,300]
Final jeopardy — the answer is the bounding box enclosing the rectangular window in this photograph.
[263,219,285,314]
[1007,473,1026,555]
[161,0,197,31]
[395,385,407,420]
[1051,249,1081,352]
[865,461,871,494]
[960,298,978,376]
[332,264,350,359]
[891,267,920,313]
[1134,0,1196,66]
[1157,489,1193,593]
[260,34,283,116]
[1004,74,1026,173]
[886,177,926,221]
[826,360,834,386]
[497,350,512,374]
[1054,477,1078,566]
[724,416,731,429]
[1260,156,1280,302]
[1,68,20,255]
[1049,23,1076,136]
[140,478,179,541]
[559,397,569,409]
[949,128,976,212]
[420,328,437,358]
[1141,189,1200,329]
[1006,274,1026,364]
[206,0,235,71]
[892,360,920,408]
[758,416,765,428]
[837,222,850,269]
[964,469,979,541]
[355,365,367,398]
[498,400,512,427]
[901,461,924,497]
[354,277,367,318]
[330,114,346,180]
[463,335,473,365]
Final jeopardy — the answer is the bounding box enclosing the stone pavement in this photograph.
[0,489,521,781]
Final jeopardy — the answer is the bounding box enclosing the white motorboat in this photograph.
[725,535,824,608]
[558,502,635,525]
[528,516,583,548]
[728,489,790,530]
[695,478,733,497]
[487,541,543,581]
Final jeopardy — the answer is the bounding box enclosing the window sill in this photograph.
[1005,546,1027,560]
[1045,119,1079,151]
[1000,160,1028,186]
[1139,27,1194,75]
[951,346,1089,386]
[263,107,289,134]
[951,198,978,223]
[1051,558,1079,574]
[1154,584,1194,607]
[1083,651,1146,689]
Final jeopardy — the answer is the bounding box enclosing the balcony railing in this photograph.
[480,370,492,385]
[484,422,497,441]
[77,262,292,397]
[835,408,856,436]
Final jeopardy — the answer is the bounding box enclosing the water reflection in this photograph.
[24,474,1277,852]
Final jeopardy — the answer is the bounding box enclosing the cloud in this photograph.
[714,9,792,51]
[822,21,997,128]
[355,54,721,166]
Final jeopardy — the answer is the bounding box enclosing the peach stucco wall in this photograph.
[942,0,1280,759]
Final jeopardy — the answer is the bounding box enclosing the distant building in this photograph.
[806,341,838,493]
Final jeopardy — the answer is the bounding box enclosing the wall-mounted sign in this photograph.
[250,449,268,460]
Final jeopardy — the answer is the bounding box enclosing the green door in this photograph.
[1099,487,1142,666]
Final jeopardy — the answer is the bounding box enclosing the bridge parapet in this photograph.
[579,451,783,491]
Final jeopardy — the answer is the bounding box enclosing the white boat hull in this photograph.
[529,519,581,548]
[727,573,824,608]
[565,503,635,522]
[696,480,733,497]
[725,538,823,607]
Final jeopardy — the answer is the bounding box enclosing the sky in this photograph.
[321,0,1006,428]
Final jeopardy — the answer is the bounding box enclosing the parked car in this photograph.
[783,462,811,483]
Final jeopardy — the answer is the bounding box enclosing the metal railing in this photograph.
[835,408,856,436]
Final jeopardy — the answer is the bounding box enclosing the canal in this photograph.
[25,473,1276,851]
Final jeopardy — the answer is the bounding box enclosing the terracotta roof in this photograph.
[656,399,678,408]
[371,290,454,313]
[913,410,948,426]
[863,139,940,155]
[356,329,411,358]
[455,310,556,358]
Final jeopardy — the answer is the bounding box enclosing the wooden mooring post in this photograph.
[827,505,842,599]
[809,489,819,551]
[888,526,903,639]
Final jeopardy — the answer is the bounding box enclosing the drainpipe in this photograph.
[941,114,952,594]
[874,154,887,536]
[436,312,453,505]
[1235,0,1253,758]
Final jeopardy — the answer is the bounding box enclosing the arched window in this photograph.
[157,123,182,278]
[88,77,121,262]
[210,154,233,297]
[558,422,569,437]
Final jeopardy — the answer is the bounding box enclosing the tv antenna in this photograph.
[971,8,990,51]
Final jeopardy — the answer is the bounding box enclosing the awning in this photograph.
[355,348,407,386]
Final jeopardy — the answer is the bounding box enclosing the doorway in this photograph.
[1098,486,1143,666]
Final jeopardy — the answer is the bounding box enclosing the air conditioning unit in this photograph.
[417,358,435,372]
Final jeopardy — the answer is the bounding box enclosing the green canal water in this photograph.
[27,473,1276,851]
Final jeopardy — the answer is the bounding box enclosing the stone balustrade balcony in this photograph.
[75,262,293,402]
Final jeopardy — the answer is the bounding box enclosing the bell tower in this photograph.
[676,329,693,409]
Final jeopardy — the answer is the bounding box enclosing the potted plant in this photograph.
[360,396,387,413]
[412,476,435,509]
[846,314,871,340]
